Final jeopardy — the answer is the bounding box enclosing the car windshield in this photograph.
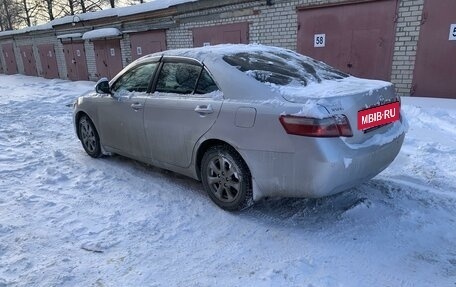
[223,50,348,87]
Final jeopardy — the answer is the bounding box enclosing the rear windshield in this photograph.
[223,50,348,87]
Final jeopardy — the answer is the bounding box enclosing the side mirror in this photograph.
[95,78,111,94]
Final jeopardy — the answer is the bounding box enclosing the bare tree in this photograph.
[65,0,104,15]
[19,0,41,27]
[0,0,142,30]
[2,0,13,29]
[68,0,75,15]
[45,0,54,20]
[128,0,145,4]
[22,0,31,25]
[0,0,23,30]
[80,0,86,13]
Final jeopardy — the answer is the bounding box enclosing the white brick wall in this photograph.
[390,0,424,95]
[84,41,97,81]
[120,34,131,67]
[55,41,68,80]
[166,28,193,49]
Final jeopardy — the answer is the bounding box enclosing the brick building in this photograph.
[0,0,454,98]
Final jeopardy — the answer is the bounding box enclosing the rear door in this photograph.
[144,58,222,167]
[97,61,159,159]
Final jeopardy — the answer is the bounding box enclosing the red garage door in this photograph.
[297,1,397,80]
[412,0,456,99]
[63,42,89,81]
[2,43,18,75]
[192,22,249,47]
[93,39,123,79]
[38,44,59,79]
[130,30,166,61]
[20,45,38,77]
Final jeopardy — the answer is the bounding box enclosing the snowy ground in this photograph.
[0,74,455,287]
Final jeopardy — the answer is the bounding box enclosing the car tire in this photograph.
[78,115,102,158]
[201,145,253,211]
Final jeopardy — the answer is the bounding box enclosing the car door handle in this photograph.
[194,104,213,115]
[131,103,144,111]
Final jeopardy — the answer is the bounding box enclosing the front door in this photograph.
[144,60,222,168]
[63,42,89,81]
[38,44,59,79]
[20,45,38,77]
[97,62,158,159]
[93,39,123,79]
[2,43,17,74]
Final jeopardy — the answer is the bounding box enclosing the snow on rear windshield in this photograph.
[223,50,348,87]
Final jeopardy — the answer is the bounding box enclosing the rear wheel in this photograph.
[78,115,101,158]
[201,145,253,211]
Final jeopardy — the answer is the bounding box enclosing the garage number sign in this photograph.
[314,34,326,47]
[450,24,456,41]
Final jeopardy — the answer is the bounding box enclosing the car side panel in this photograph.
[143,93,222,168]
[96,94,149,159]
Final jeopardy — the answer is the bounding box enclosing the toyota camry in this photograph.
[73,44,406,211]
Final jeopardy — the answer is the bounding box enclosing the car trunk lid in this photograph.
[280,77,400,144]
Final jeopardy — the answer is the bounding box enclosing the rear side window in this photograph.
[156,62,201,94]
[195,69,219,94]
[111,62,157,93]
[223,50,348,87]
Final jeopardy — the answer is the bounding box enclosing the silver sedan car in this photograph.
[73,44,406,211]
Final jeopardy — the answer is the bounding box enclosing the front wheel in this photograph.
[201,146,253,211]
[78,115,101,158]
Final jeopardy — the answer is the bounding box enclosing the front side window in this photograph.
[111,62,158,94]
[156,62,202,94]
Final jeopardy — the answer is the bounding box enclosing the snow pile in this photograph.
[56,33,83,39]
[50,8,119,27]
[82,28,122,40]
[0,74,455,286]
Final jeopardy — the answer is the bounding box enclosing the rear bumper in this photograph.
[242,125,405,200]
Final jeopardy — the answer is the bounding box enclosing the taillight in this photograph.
[279,114,353,137]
